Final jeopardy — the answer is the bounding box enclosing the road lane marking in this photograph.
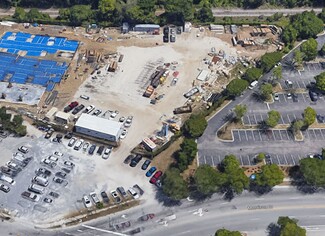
[82,225,127,236]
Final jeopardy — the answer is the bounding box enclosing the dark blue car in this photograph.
[146,167,157,177]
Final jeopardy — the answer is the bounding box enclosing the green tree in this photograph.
[69,5,93,25]
[273,66,282,80]
[290,119,304,135]
[320,44,325,57]
[293,50,303,70]
[300,38,318,61]
[194,165,225,196]
[260,52,283,72]
[226,79,248,97]
[303,106,316,126]
[255,164,284,187]
[315,72,325,91]
[282,25,298,44]
[164,0,194,24]
[215,228,241,236]
[319,8,325,23]
[13,7,26,21]
[300,158,325,187]
[14,125,27,136]
[277,216,306,236]
[221,155,249,194]
[162,168,188,200]
[98,0,116,14]
[291,11,324,40]
[195,5,214,23]
[183,115,207,138]
[255,153,265,163]
[233,104,247,122]
[175,138,197,172]
[12,115,23,126]
[260,83,273,101]
[266,110,281,128]
[243,68,263,83]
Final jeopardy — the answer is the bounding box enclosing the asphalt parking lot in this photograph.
[199,153,303,166]
[301,128,325,141]
[232,129,294,142]
[243,112,303,125]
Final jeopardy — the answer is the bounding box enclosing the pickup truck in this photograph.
[21,191,40,202]
[90,192,100,205]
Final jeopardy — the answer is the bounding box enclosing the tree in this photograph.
[174,138,197,172]
[266,110,280,128]
[13,7,26,21]
[243,68,263,83]
[319,8,325,23]
[69,5,93,25]
[255,164,284,187]
[183,115,207,138]
[300,38,318,61]
[300,158,325,187]
[195,5,214,23]
[320,44,325,57]
[273,66,282,80]
[215,228,241,236]
[233,104,247,122]
[260,52,283,72]
[260,83,273,101]
[290,120,304,135]
[315,72,325,91]
[293,50,303,70]
[255,153,265,163]
[277,216,306,236]
[26,8,50,21]
[164,0,194,24]
[194,165,225,196]
[303,106,316,126]
[12,115,23,126]
[291,11,324,40]
[282,25,298,44]
[162,168,188,200]
[226,79,248,97]
[221,155,249,194]
[98,0,116,14]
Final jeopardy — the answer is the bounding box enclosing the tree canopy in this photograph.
[255,164,284,187]
[226,79,248,97]
[194,165,225,196]
[315,72,325,91]
[277,216,306,236]
[162,168,188,200]
[243,68,263,83]
[183,114,207,139]
[260,52,283,72]
[266,110,281,128]
[300,38,318,61]
[303,106,316,126]
[233,104,247,122]
[174,138,197,172]
[300,158,325,187]
[260,83,273,101]
[215,229,241,236]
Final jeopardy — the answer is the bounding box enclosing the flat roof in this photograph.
[55,111,70,120]
[75,114,122,136]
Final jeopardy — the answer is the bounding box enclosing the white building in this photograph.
[74,114,122,142]
[196,70,210,81]
[54,111,71,124]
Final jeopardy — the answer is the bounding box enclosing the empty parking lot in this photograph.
[232,129,294,142]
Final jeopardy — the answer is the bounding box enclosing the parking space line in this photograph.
[284,154,288,165]
[237,131,241,142]
[293,114,297,121]
[211,156,215,167]
[203,155,207,164]
[304,130,310,139]
[218,155,221,164]
[258,131,262,141]
[246,155,250,165]
[251,130,255,141]
[244,130,248,141]
[283,94,287,102]
[279,130,283,140]
[311,64,316,70]
[312,129,317,140]
[302,81,306,89]
[240,155,244,165]
[302,94,307,102]
[295,81,300,89]
[276,155,281,165]
[247,115,251,125]
[285,130,290,140]
[291,154,295,165]
[280,115,285,124]
[286,114,291,123]
[253,114,258,125]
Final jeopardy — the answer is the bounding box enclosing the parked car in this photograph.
[45,130,54,139]
[119,116,125,123]
[163,35,169,43]
[80,95,90,100]
[49,191,60,198]
[43,197,53,203]
[68,137,77,147]
[0,184,10,193]
[21,191,40,202]
[285,80,293,88]
[130,154,142,167]
[64,161,75,168]
[54,151,63,157]
[124,155,133,164]
[141,160,151,170]
[102,147,112,159]
[97,145,105,155]
[309,91,318,102]
[170,34,176,43]
[117,187,128,198]
[90,192,100,204]
[149,171,163,185]
[88,144,96,155]
[146,167,157,177]
[110,110,119,119]
[128,187,139,199]
[35,168,52,177]
[287,93,292,99]
[84,105,95,114]
[72,104,85,115]
[124,116,133,127]
[133,184,144,196]
[273,93,279,101]
[120,129,128,139]
[110,190,121,203]
[83,195,93,208]
[64,132,73,139]
[292,93,298,102]
[92,109,102,116]
[101,191,109,203]
[47,155,58,162]
[83,142,90,151]
[55,172,67,179]
[18,146,29,154]
[41,158,57,168]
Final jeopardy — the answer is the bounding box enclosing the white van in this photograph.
[28,184,44,194]
[249,80,258,89]
[0,174,15,185]
[32,176,49,187]
[13,153,26,163]
[74,139,84,150]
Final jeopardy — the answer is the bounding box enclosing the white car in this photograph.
[128,187,139,199]
[54,151,63,157]
[18,146,29,154]
[68,137,77,147]
[0,174,15,185]
[64,161,75,168]
[102,147,112,159]
[120,129,127,139]
[83,195,93,208]
[90,192,100,204]
[110,110,119,119]
[124,116,133,127]
[273,93,279,101]
[48,155,58,162]
[83,142,90,151]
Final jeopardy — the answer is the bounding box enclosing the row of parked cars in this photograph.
[21,151,74,203]
[124,154,163,187]
[83,185,144,209]
[66,137,113,159]
[0,146,31,193]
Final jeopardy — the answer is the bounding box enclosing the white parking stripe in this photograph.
[253,114,258,125]
[320,129,325,139]
[285,130,290,140]
[284,154,288,165]
[276,155,281,164]
[211,156,215,167]
[295,80,300,88]
[258,131,262,141]
[251,130,255,141]
[291,154,295,165]
[237,131,241,142]
[245,130,248,141]
[280,115,285,124]
[312,129,317,139]
[302,93,307,102]
[293,114,297,120]
[247,115,251,125]
[204,155,207,164]
[302,81,306,88]
[240,155,244,165]
[247,155,251,165]
[286,114,291,123]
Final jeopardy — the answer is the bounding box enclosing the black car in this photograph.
[97,145,105,155]
[163,27,169,35]
[61,167,71,174]
[265,154,271,165]
[88,144,96,155]
[101,191,109,203]
[36,168,52,177]
[53,177,64,184]
[130,154,142,167]
[124,155,133,164]
[72,104,85,115]
[49,191,60,198]
[309,91,318,102]
[55,172,67,179]
[133,184,144,196]
[317,115,325,123]
[170,35,176,43]
[141,160,151,170]
[163,35,169,43]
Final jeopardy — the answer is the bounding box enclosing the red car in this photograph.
[69,101,79,109]
[149,171,163,184]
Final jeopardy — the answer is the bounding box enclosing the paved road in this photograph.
[212,7,323,17]
[198,33,325,166]
[2,187,325,236]
[0,8,59,18]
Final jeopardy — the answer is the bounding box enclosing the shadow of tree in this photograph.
[249,183,272,195]
[266,223,281,236]
[154,187,182,207]
[288,165,319,194]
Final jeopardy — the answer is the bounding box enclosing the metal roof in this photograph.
[54,111,70,120]
[75,114,122,136]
